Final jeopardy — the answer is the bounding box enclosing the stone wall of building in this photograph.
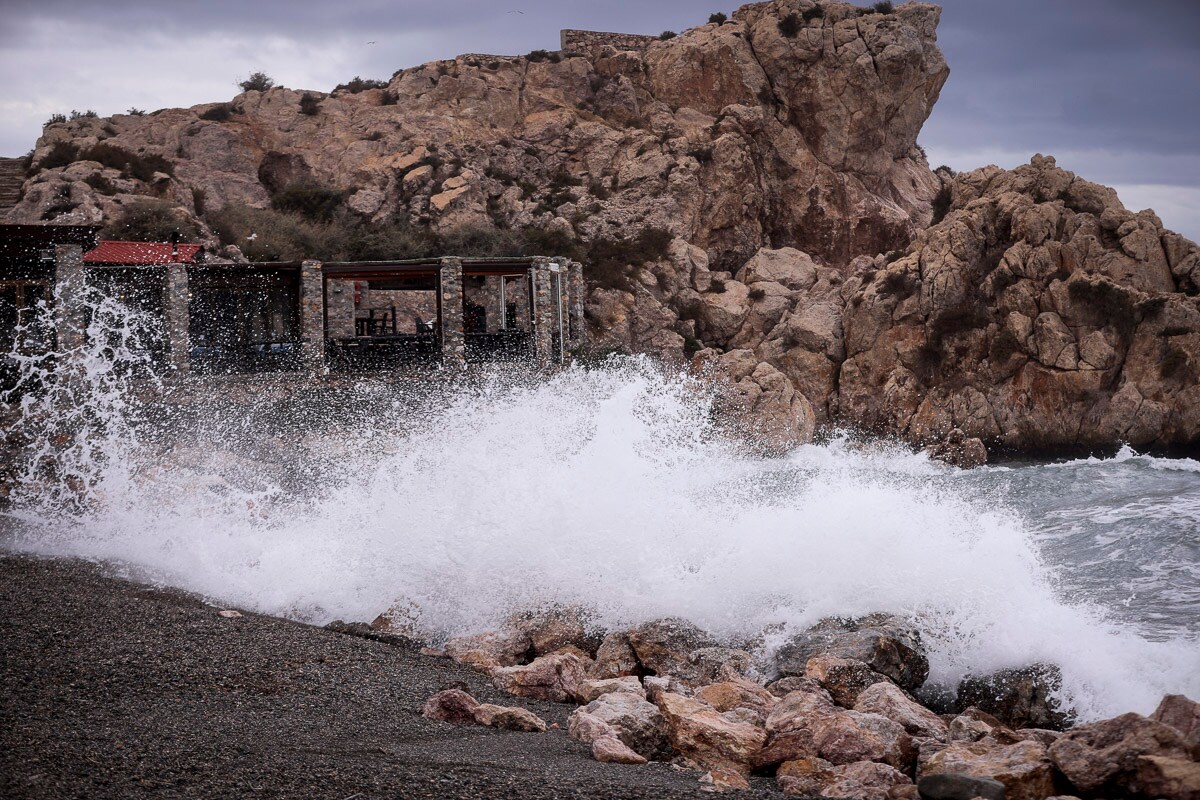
[559,29,657,55]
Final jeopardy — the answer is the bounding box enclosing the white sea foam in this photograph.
[3,355,1198,722]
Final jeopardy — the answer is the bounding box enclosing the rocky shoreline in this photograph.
[394,601,1198,798]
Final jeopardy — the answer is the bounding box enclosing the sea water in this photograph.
[2,324,1197,723]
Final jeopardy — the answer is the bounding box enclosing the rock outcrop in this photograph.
[7,1,1198,458]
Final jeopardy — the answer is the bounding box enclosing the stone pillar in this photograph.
[568,260,586,351]
[299,260,325,372]
[530,257,555,366]
[165,263,190,374]
[439,257,465,367]
[53,244,86,354]
[484,275,504,332]
[325,278,356,339]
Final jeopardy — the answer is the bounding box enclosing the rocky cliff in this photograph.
[7,0,1199,459]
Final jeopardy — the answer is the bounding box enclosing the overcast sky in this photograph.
[1,0,1197,239]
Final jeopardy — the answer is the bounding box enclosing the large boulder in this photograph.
[756,687,913,770]
[1152,694,1200,749]
[421,689,480,725]
[624,618,717,679]
[491,649,593,703]
[805,654,892,708]
[919,739,1060,800]
[1048,712,1193,795]
[956,664,1072,731]
[775,614,930,692]
[854,681,949,741]
[654,691,767,776]
[777,758,915,800]
[572,690,670,760]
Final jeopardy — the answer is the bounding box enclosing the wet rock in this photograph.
[1135,754,1200,800]
[592,734,648,765]
[626,618,718,679]
[919,739,1058,800]
[491,649,592,703]
[420,689,480,725]
[1048,712,1192,794]
[956,664,1072,730]
[576,690,670,760]
[806,654,891,707]
[925,429,988,468]
[510,606,598,657]
[855,681,949,741]
[916,772,1006,800]
[655,691,767,776]
[575,676,645,703]
[757,687,911,770]
[776,614,930,692]
[686,646,754,686]
[948,707,1005,743]
[849,711,919,773]
[591,631,639,678]
[442,630,531,671]
[1152,694,1200,747]
[767,675,833,700]
[472,703,548,732]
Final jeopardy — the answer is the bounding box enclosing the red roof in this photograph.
[83,240,202,266]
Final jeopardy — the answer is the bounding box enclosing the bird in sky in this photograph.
[507,10,524,14]
[366,41,376,45]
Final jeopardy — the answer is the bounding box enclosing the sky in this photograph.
[1,0,1197,239]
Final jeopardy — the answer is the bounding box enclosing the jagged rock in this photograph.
[625,618,718,679]
[694,348,816,455]
[573,690,670,760]
[592,734,648,765]
[776,614,930,692]
[655,691,767,776]
[1048,712,1193,795]
[767,675,833,700]
[756,688,912,770]
[1152,694,1200,747]
[591,631,640,679]
[956,664,1072,731]
[699,766,751,792]
[948,707,1007,743]
[840,155,1200,454]
[421,689,480,725]
[441,630,531,671]
[855,682,949,741]
[473,703,548,732]
[916,773,1006,800]
[919,739,1058,800]
[1135,755,1200,800]
[491,649,593,703]
[777,757,915,800]
[510,606,597,657]
[806,655,891,708]
[694,679,777,721]
[575,676,645,703]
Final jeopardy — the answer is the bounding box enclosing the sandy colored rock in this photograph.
[1152,694,1200,745]
[1135,755,1200,800]
[576,690,669,760]
[575,676,645,703]
[1048,712,1193,794]
[472,703,548,732]
[854,681,948,741]
[655,691,767,776]
[591,631,640,679]
[491,650,593,703]
[919,739,1058,800]
[420,689,480,725]
[625,618,718,679]
[442,630,530,672]
[592,734,648,765]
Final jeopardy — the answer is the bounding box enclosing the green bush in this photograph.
[82,143,174,182]
[69,109,98,120]
[102,199,201,242]
[708,12,728,24]
[299,92,321,116]
[659,31,677,40]
[527,49,561,63]
[270,182,343,221]
[37,141,79,171]
[238,71,275,92]
[778,13,802,37]
[803,6,825,21]
[930,184,953,226]
[334,77,387,93]
[45,113,67,125]
[872,1,894,13]
[126,107,146,116]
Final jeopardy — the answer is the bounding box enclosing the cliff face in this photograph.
[9,0,946,270]
[7,0,1199,457]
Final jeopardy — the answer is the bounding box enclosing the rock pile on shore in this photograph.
[413,610,1200,798]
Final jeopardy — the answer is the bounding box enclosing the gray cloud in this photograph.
[1,0,1196,237]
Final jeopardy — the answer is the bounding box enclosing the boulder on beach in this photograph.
[775,614,930,692]
[956,663,1073,731]
[1048,711,1193,795]
[491,648,594,703]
